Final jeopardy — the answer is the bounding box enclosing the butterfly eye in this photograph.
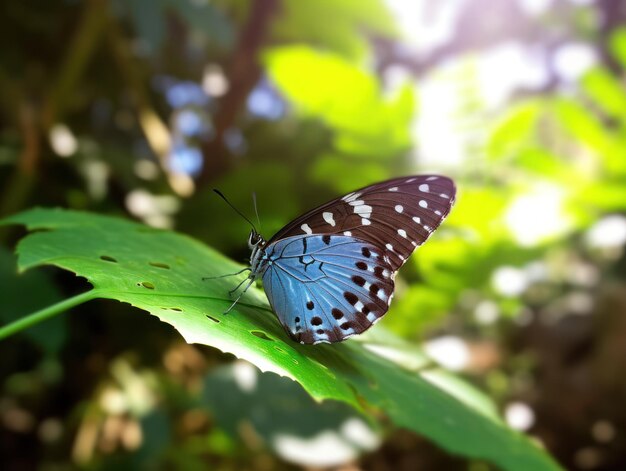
[248,231,262,246]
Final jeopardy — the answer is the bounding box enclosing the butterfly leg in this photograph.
[224,277,256,314]
[202,267,250,281]
[228,275,253,296]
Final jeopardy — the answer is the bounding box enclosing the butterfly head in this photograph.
[248,229,268,276]
[248,229,266,250]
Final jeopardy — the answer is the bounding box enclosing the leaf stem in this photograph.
[0,290,97,341]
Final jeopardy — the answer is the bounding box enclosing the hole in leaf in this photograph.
[206,315,220,323]
[140,282,155,289]
[149,262,170,269]
[250,330,273,341]
[100,255,117,263]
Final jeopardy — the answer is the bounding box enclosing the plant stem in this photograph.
[0,291,97,341]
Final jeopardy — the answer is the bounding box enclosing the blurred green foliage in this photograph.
[2,208,559,470]
[2,0,626,469]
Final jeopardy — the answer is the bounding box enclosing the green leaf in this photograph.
[309,153,393,193]
[272,0,397,60]
[264,45,414,156]
[1,208,562,471]
[381,284,456,338]
[0,247,67,354]
[552,97,626,175]
[487,100,543,161]
[582,67,626,124]
[610,27,626,69]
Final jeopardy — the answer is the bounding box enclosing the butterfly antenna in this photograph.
[213,189,258,232]
[252,192,262,232]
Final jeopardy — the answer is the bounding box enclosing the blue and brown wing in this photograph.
[266,175,456,270]
[262,235,395,344]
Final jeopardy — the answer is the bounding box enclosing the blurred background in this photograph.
[1,0,626,469]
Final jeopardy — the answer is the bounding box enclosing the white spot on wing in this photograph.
[361,218,371,226]
[385,243,393,251]
[389,187,398,192]
[355,301,364,311]
[412,216,421,224]
[426,176,439,181]
[366,312,378,323]
[406,178,416,183]
[323,212,336,227]
[343,192,361,203]
[419,184,430,192]
[440,193,450,199]
[301,223,312,234]
[344,231,352,236]
[353,204,372,219]
[398,229,407,238]
[435,210,442,216]
[395,205,403,213]
[419,200,428,208]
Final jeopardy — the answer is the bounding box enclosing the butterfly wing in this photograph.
[262,234,394,344]
[267,175,456,270]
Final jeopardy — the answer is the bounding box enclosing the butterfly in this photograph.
[227,175,456,345]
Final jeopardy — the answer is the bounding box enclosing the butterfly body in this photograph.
[244,175,456,345]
